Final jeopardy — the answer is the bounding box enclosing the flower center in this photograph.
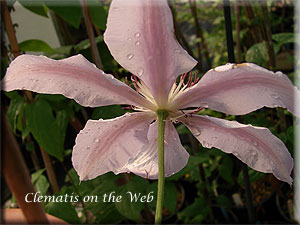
[127,72,201,120]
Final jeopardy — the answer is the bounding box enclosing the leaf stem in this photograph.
[155,109,168,224]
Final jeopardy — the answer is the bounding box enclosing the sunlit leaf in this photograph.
[25,99,64,161]
[46,201,80,224]
[19,39,55,53]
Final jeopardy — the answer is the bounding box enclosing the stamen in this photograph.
[167,72,200,106]
[129,74,157,107]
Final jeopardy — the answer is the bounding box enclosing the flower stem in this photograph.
[155,109,168,224]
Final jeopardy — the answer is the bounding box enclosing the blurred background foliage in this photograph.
[1,0,296,223]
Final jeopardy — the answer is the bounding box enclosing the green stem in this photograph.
[155,109,168,224]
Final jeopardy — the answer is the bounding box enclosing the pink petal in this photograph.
[2,54,154,110]
[72,112,155,181]
[104,0,197,107]
[171,63,300,116]
[127,121,189,179]
[181,115,293,185]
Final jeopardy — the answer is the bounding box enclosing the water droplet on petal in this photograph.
[127,54,134,60]
[238,135,246,140]
[137,68,144,76]
[234,146,239,150]
[214,64,234,72]
[87,146,90,150]
[212,137,217,140]
[253,141,258,146]
[135,41,141,46]
[270,93,280,99]
[127,37,132,41]
[233,151,239,157]
[201,103,208,108]
[134,32,141,38]
[252,152,258,157]
[194,128,201,137]
[94,138,99,143]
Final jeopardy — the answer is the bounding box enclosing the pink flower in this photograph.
[2,0,299,185]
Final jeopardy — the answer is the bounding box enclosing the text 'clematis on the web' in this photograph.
[2,0,299,189]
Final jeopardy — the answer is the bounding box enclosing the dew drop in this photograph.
[137,68,144,76]
[203,141,211,148]
[201,103,208,108]
[252,152,258,157]
[127,37,132,41]
[270,93,280,99]
[134,32,141,38]
[212,137,217,140]
[234,146,239,150]
[214,64,234,72]
[238,135,246,140]
[233,151,239,157]
[253,141,258,146]
[87,146,90,150]
[194,129,201,137]
[94,138,99,143]
[135,41,141,46]
[127,54,134,60]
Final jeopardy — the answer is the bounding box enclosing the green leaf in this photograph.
[215,195,232,209]
[146,181,178,214]
[87,0,107,30]
[91,105,126,120]
[35,175,49,195]
[18,0,48,17]
[19,39,54,53]
[31,169,49,195]
[245,42,268,66]
[218,156,234,184]
[272,33,294,46]
[45,201,80,224]
[32,169,46,183]
[25,99,64,161]
[7,95,25,134]
[45,1,82,28]
[178,197,210,223]
[237,167,265,186]
[115,176,148,221]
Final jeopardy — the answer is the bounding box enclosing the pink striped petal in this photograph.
[104,0,197,107]
[72,112,155,181]
[181,115,293,185]
[171,63,300,116]
[2,54,154,110]
[127,121,189,179]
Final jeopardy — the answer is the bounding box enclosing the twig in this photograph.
[2,113,49,224]
[189,0,203,71]
[259,0,287,131]
[234,0,242,63]
[223,0,256,222]
[80,0,103,69]
[40,148,60,193]
[189,0,211,69]
[1,0,20,58]
[169,4,199,70]
[60,163,90,224]
[1,0,33,102]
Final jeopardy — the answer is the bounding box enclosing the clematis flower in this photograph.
[2,0,299,186]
